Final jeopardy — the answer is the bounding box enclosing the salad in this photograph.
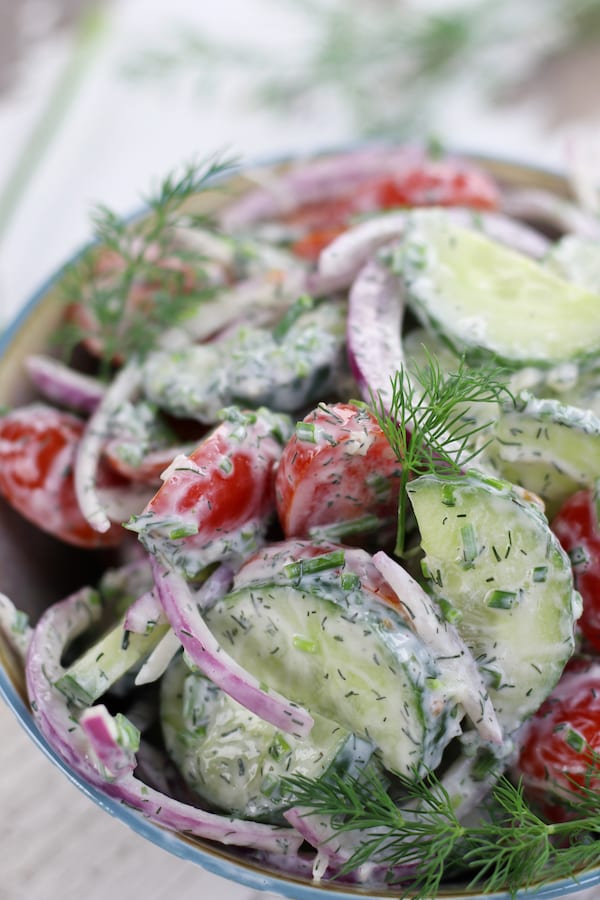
[2,144,600,897]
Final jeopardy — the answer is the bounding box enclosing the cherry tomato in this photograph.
[275,402,402,545]
[0,405,123,548]
[516,661,600,821]
[131,408,289,576]
[552,489,600,652]
[288,157,500,260]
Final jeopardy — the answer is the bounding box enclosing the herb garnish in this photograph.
[369,351,512,555]
[56,155,238,371]
[283,765,600,898]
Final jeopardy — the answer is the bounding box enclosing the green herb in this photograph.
[282,766,600,898]
[56,155,238,371]
[370,350,512,555]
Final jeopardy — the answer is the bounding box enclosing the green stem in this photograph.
[0,5,108,242]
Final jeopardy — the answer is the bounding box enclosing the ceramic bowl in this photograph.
[0,148,598,900]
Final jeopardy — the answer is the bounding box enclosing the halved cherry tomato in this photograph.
[289,158,500,260]
[0,405,123,548]
[275,402,402,545]
[130,408,290,576]
[516,661,600,822]
[552,489,600,652]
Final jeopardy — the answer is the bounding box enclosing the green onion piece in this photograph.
[284,549,346,580]
[486,589,518,609]
[460,523,478,568]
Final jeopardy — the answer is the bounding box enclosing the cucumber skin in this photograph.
[408,472,581,733]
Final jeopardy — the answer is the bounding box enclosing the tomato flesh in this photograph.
[516,662,600,821]
[275,402,402,544]
[552,489,600,652]
[0,405,122,548]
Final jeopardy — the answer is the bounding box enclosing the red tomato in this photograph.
[0,405,123,548]
[516,662,600,821]
[287,158,500,260]
[552,489,600,651]
[132,409,287,574]
[275,402,402,544]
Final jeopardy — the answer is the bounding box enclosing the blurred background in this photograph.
[2,2,600,898]
[3,0,600,327]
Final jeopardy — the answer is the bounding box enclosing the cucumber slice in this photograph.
[408,472,581,733]
[394,209,600,368]
[204,582,458,777]
[160,654,375,821]
[55,613,170,706]
[489,392,600,518]
[545,234,600,292]
[142,300,347,422]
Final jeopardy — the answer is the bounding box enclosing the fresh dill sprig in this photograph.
[55,155,238,371]
[282,767,600,899]
[369,350,512,555]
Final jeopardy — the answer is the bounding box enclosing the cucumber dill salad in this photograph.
[6,145,600,898]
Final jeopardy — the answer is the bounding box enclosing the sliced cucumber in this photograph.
[55,613,170,706]
[408,472,581,733]
[160,654,375,821]
[142,299,347,423]
[488,392,600,518]
[545,234,600,292]
[204,582,458,777]
[394,209,600,368]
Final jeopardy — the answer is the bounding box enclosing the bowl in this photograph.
[0,146,599,900]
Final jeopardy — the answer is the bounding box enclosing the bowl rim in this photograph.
[1,143,599,900]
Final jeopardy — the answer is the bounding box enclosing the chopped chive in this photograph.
[272,293,314,340]
[564,727,586,753]
[292,634,318,654]
[460,522,478,567]
[486,589,518,610]
[169,523,199,539]
[532,565,548,583]
[441,483,456,507]
[437,596,463,624]
[340,572,361,591]
[296,421,317,443]
[569,546,589,567]
[284,549,345,581]
[269,733,291,760]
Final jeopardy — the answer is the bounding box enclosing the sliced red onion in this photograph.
[80,704,138,778]
[123,588,166,634]
[95,481,155,524]
[74,361,143,533]
[26,585,106,781]
[152,559,314,739]
[501,187,600,239]
[134,628,181,685]
[373,551,503,745]
[25,582,303,853]
[25,354,106,413]
[347,258,405,411]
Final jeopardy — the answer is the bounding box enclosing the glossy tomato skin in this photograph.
[275,402,402,545]
[289,158,500,260]
[552,489,600,652]
[0,405,122,548]
[129,408,291,577]
[516,661,600,821]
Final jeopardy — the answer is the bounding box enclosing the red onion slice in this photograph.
[25,354,106,414]
[74,361,143,533]
[347,258,405,411]
[152,559,314,739]
[373,551,503,745]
